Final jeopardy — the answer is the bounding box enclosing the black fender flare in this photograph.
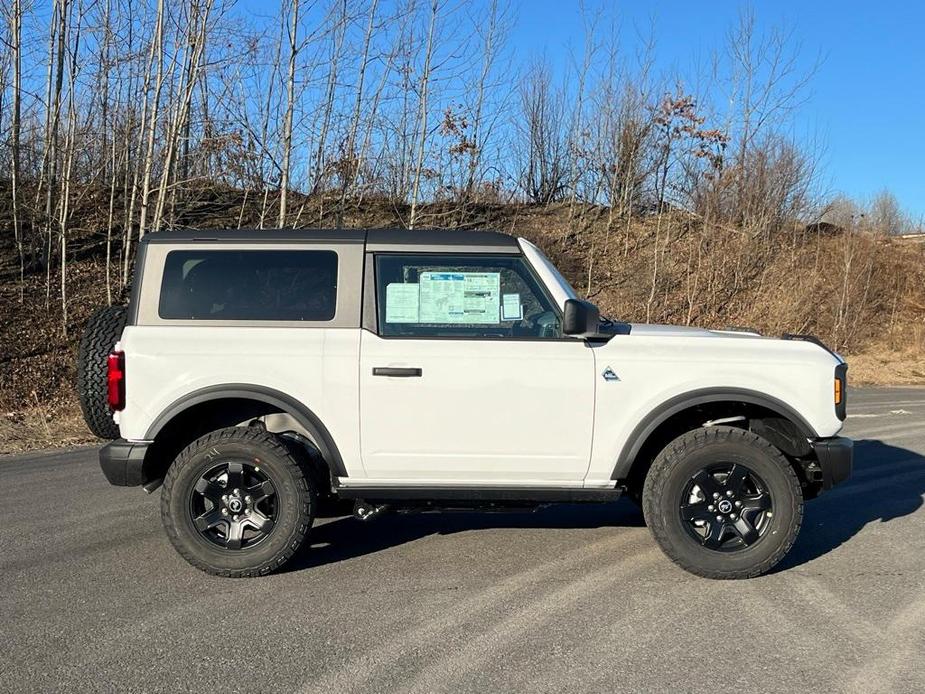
[611,387,819,479]
[145,384,348,478]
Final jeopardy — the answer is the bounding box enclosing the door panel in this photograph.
[359,331,595,483]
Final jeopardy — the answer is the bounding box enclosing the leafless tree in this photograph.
[278,0,300,226]
[7,0,24,299]
[408,0,440,229]
[518,61,567,204]
[869,190,909,236]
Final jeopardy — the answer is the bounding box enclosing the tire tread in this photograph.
[160,426,314,578]
[642,425,803,580]
[76,305,127,439]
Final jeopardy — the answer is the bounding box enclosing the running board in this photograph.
[335,486,624,503]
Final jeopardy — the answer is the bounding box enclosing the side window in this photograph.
[375,254,562,338]
[159,250,337,321]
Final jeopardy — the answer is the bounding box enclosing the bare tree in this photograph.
[57,0,84,333]
[408,0,440,229]
[136,0,168,241]
[869,189,909,236]
[464,0,507,200]
[518,61,568,204]
[9,0,24,299]
[278,0,300,227]
[152,0,215,232]
[338,0,380,220]
[310,0,349,199]
[42,0,68,305]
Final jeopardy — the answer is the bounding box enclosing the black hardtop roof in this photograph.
[140,227,520,250]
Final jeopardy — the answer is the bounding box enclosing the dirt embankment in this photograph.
[2,192,924,453]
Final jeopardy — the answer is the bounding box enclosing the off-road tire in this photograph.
[76,305,127,439]
[642,425,803,579]
[161,427,316,578]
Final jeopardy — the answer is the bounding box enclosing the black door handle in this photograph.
[372,367,422,377]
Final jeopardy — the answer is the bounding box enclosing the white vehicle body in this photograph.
[107,229,846,494]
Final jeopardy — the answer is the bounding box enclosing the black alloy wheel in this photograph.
[679,463,773,551]
[190,460,279,550]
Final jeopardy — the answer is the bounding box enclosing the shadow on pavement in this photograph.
[285,438,924,574]
[284,497,645,573]
[776,439,925,571]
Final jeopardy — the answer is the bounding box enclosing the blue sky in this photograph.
[509,0,925,220]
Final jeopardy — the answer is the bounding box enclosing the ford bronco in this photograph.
[78,229,852,579]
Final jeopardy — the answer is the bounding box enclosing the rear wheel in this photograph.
[161,427,315,577]
[642,425,802,579]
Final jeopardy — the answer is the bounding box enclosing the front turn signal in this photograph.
[834,376,843,405]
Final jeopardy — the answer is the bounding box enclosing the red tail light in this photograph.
[107,351,125,411]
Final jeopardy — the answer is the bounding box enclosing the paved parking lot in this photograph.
[2,387,924,693]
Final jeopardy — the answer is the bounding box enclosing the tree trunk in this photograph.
[136,0,167,241]
[278,0,299,228]
[10,0,24,300]
[409,0,440,229]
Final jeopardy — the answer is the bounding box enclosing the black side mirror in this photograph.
[563,299,600,337]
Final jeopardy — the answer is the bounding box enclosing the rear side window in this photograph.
[159,250,337,321]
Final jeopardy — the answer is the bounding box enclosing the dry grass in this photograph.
[1,399,96,455]
[845,348,925,386]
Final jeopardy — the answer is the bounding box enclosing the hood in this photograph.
[628,323,765,339]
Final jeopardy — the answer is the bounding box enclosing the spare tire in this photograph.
[77,305,127,439]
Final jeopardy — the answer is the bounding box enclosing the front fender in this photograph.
[608,387,818,480]
[584,334,843,484]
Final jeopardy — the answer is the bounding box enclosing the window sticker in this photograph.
[501,293,524,321]
[385,283,420,323]
[419,272,500,324]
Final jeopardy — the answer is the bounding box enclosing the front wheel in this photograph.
[161,427,316,577]
[642,425,803,579]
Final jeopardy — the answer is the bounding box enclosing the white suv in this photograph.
[79,229,852,579]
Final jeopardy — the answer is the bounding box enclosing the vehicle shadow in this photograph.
[284,497,645,573]
[284,438,924,574]
[775,439,925,571]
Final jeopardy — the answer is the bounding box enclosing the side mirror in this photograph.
[563,299,600,337]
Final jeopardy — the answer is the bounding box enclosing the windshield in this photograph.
[518,238,578,308]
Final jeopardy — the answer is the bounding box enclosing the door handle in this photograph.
[372,367,422,377]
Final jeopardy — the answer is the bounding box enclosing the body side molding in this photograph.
[145,384,348,477]
[610,387,819,480]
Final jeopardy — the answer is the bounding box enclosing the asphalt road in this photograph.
[3,387,925,693]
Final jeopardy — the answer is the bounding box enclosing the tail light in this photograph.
[107,351,126,411]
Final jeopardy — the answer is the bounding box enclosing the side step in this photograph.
[336,486,624,504]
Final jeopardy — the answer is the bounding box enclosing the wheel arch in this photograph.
[143,384,347,485]
[612,388,818,483]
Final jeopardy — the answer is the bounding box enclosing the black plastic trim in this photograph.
[812,436,853,489]
[372,367,422,377]
[366,228,518,250]
[336,486,623,503]
[362,251,378,333]
[145,384,348,477]
[139,228,518,250]
[142,229,367,244]
[835,363,848,421]
[782,333,839,359]
[611,388,819,479]
[99,439,150,486]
